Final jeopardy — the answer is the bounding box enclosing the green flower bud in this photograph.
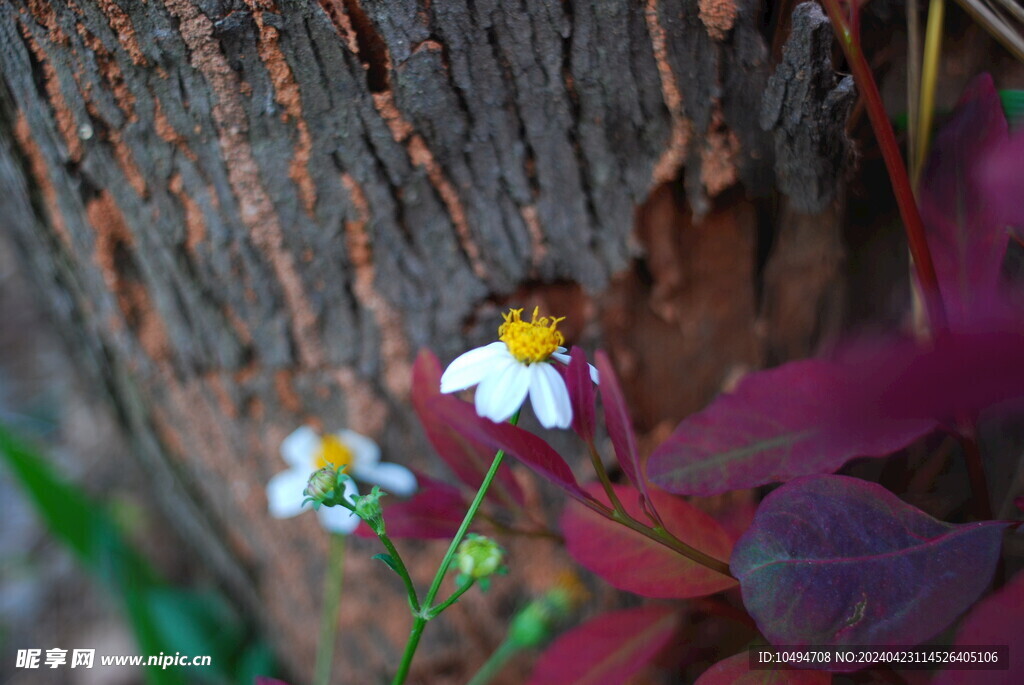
[508,602,551,648]
[353,485,386,534]
[508,570,589,648]
[304,467,338,505]
[456,534,505,580]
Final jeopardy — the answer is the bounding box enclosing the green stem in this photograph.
[378,532,421,613]
[583,442,730,577]
[421,411,519,612]
[391,619,426,685]
[466,640,519,685]
[586,441,625,512]
[820,0,948,333]
[313,533,346,685]
[391,411,521,685]
[429,579,475,618]
[614,510,733,578]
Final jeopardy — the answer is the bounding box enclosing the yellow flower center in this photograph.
[314,434,354,472]
[498,306,565,364]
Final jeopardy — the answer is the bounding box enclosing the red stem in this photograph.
[820,0,995,520]
[820,0,948,334]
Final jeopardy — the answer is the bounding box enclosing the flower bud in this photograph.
[508,570,589,648]
[456,534,505,580]
[304,467,338,505]
[353,486,386,534]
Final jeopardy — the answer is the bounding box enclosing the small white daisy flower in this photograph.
[266,426,417,534]
[440,307,599,429]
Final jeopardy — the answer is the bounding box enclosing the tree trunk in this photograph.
[0,1,851,682]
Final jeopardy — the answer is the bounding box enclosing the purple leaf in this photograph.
[353,472,466,540]
[874,325,1024,423]
[647,357,936,496]
[432,396,596,504]
[562,483,736,598]
[255,679,291,685]
[919,74,1016,327]
[932,569,1024,685]
[732,475,1008,652]
[695,652,830,685]
[412,351,524,509]
[528,605,679,685]
[566,347,596,442]
[596,351,662,524]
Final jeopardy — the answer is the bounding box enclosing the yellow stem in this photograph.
[913,0,945,185]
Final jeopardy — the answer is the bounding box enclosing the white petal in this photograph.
[551,351,570,365]
[280,426,321,469]
[474,358,531,423]
[316,478,360,533]
[356,461,418,497]
[338,429,381,469]
[440,342,511,393]
[317,505,360,534]
[528,363,573,429]
[266,468,311,519]
[550,352,600,384]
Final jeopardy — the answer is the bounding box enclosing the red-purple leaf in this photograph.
[919,74,1016,327]
[527,605,679,685]
[562,483,736,598]
[255,679,291,685]
[695,652,831,684]
[932,569,1024,685]
[353,472,466,540]
[732,475,1008,651]
[415,350,595,504]
[647,358,936,496]
[874,326,1024,423]
[566,346,596,442]
[595,351,662,525]
[432,396,596,503]
[412,351,524,508]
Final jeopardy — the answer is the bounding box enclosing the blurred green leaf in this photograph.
[1000,89,1024,125]
[0,424,275,685]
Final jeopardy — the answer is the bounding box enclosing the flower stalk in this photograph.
[390,411,521,685]
[313,533,346,685]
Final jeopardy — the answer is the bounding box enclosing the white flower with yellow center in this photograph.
[440,307,598,429]
[266,426,417,534]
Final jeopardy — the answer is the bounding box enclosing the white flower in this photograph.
[440,307,599,429]
[265,426,417,534]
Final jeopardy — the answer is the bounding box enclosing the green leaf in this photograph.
[0,424,279,685]
[372,553,400,575]
[0,425,180,685]
[1000,89,1024,125]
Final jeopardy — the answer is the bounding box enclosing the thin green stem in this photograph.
[820,0,948,333]
[613,509,733,578]
[466,640,519,685]
[313,533,346,685]
[421,411,520,613]
[586,441,625,512]
[391,411,521,685]
[391,619,426,685]
[378,532,421,613]
[429,580,475,618]
[583,442,730,577]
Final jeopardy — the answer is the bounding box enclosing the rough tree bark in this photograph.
[0,1,852,682]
